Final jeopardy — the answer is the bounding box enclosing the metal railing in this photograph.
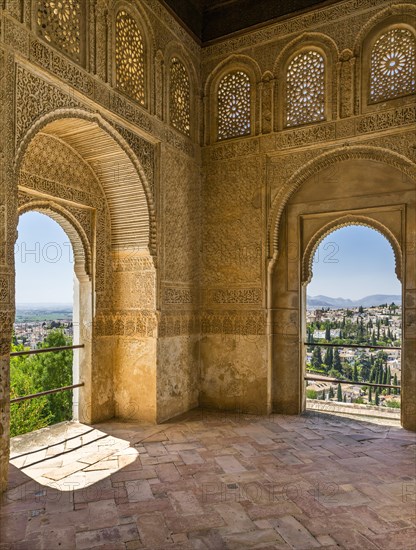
[304,341,401,391]
[304,375,400,390]
[304,342,401,350]
[10,344,84,357]
[10,344,84,404]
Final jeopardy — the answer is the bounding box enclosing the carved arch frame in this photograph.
[15,198,94,423]
[164,41,199,141]
[273,32,339,131]
[267,145,416,258]
[14,108,157,257]
[353,5,416,114]
[204,54,262,145]
[108,0,156,112]
[17,198,92,281]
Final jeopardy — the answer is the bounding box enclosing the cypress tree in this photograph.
[337,383,342,402]
[311,346,323,370]
[387,366,392,395]
[325,347,333,370]
[375,389,380,406]
[368,387,372,403]
[353,364,358,382]
[334,348,342,372]
[325,326,331,341]
[393,373,398,395]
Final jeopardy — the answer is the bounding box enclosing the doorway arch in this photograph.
[302,220,402,413]
[269,149,415,431]
[13,109,158,425]
[15,207,92,423]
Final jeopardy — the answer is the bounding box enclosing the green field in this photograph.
[15,306,72,323]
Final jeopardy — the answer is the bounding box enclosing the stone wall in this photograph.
[200,0,416,421]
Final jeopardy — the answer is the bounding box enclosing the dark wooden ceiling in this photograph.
[163,0,342,43]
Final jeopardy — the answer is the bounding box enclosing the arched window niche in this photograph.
[285,49,326,128]
[35,0,86,65]
[217,70,251,140]
[274,35,338,131]
[114,8,146,105]
[369,27,416,104]
[169,56,191,137]
[358,15,416,113]
[204,56,261,145]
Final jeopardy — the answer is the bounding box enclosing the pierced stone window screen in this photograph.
[369,28,416,103]
[115,10,146,105]
[286,50,325,127]
[217,71,251,140]
[169,58,191,136]
[37,0,84,63]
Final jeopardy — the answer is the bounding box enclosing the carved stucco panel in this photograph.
[162,146,200,285]
[202,156,263,286]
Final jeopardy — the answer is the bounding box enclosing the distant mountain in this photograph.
[16,303,72,309]
[15,304,73,323]
[307,294,401,309]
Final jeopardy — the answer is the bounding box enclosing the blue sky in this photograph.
[15,212,401,304]
[15,212,74,304]
[308,225,401,299]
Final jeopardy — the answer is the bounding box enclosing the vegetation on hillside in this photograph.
[10,330,73,437]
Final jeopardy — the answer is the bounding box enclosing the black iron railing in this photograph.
[304,342,401,350]
[10,344,84,404]
[304,375,400,390]
[10,344,84,357]
[304,341,401,391]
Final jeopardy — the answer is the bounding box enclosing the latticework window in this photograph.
[37,0,83,63]
[286,50,325,127]
[115,10,146,105]
[169,58,191,136]
[370,28,416,103]
[217,71,251,140]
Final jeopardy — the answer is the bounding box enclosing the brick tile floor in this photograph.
[1,410,415,549]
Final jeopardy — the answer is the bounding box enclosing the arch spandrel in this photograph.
[268,145,416,259]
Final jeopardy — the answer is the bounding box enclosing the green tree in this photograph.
[375,389,380,406]
[33,330,73,424]
[359,355,371,381]
[306,389,318,399]
[334,348,342,373]
[337,383,343,402]
[325,325,331,341]
[393,373,398,395]
[386,366,392,395]
[324,347,333,370]
[353,364,358,382]
[311,346,323,370]
[368,387,372,403]
[10,344,52,437]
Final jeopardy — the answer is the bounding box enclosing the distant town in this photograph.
[13,300,401,409]
[306,301,401,409]
[14,304,73,349]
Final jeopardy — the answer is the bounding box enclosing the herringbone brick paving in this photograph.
[1,410,415,549]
